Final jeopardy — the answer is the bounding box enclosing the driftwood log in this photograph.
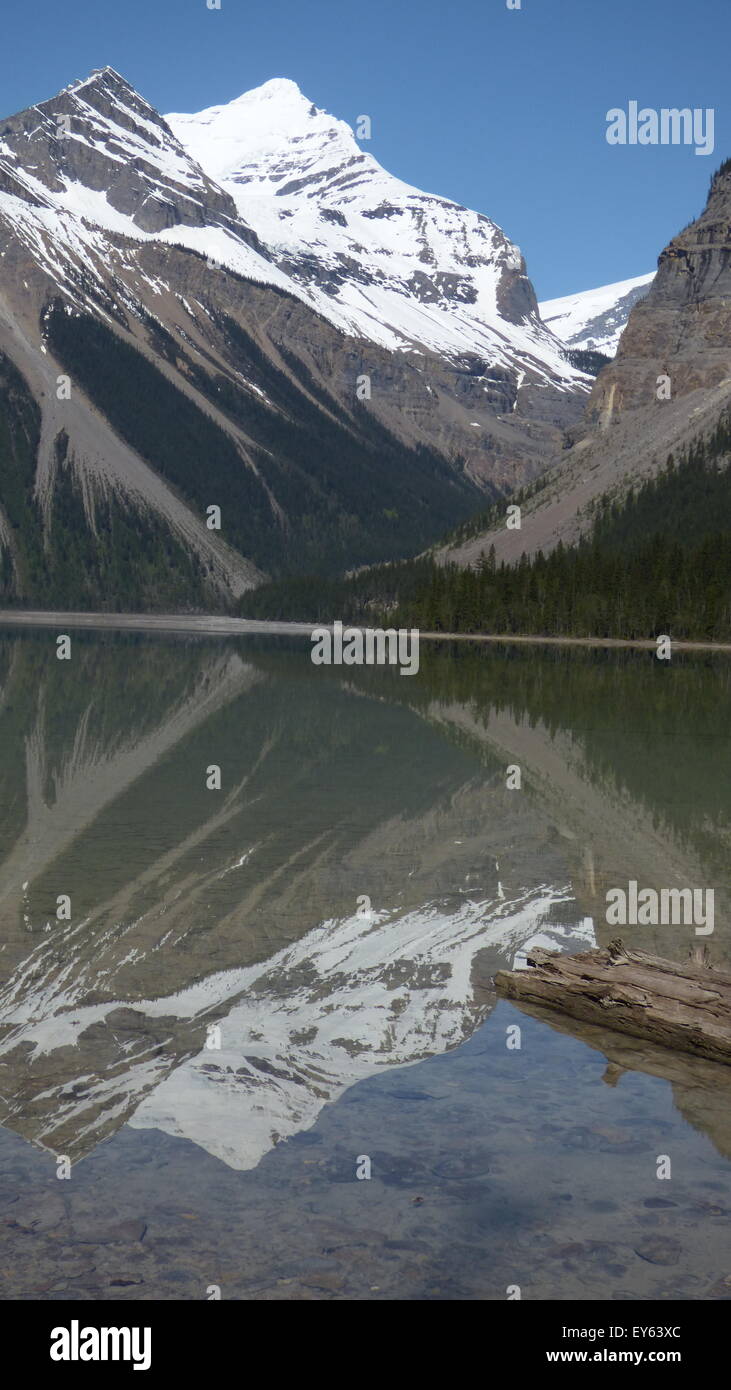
[494,940,731,1066]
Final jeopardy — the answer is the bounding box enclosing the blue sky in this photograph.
[2,0,728,297]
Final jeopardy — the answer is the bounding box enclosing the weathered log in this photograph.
[494,940,731,1066]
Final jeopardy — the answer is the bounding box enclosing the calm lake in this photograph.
[1,628,730,1301]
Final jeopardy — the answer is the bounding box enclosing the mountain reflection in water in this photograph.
[0,630,730,1300]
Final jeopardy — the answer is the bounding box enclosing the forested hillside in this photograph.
[0,352,207,610]
[239,413,731,641]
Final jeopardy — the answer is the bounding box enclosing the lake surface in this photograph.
[1,629,730,1301]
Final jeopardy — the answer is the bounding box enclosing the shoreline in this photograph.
[1,609,730,653]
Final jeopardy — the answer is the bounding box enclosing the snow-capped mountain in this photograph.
[539,272,655,356]
[167,78,579,385]
[0,66,590,610]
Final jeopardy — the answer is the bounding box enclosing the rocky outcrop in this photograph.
[588,163,731,423]
[442,164,731,568]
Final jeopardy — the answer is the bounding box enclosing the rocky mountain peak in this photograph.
[64,64,159,117]
[0,65,248,237]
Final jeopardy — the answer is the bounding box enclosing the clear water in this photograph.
[1,629,730,1300]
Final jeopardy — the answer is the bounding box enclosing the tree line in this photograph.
[239,412,731,642]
